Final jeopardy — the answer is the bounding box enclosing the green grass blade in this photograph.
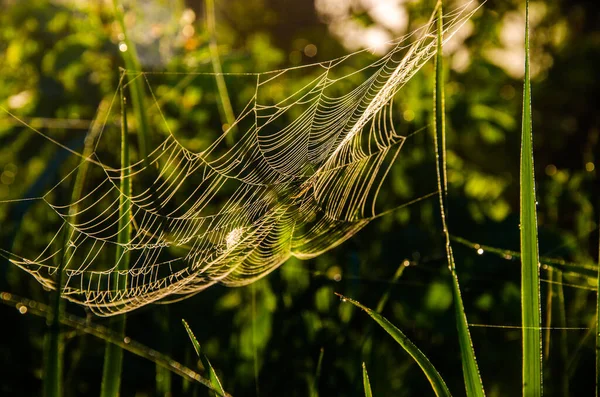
[182,319,225,397]
[337,293,451,397]
[100,83,131,397]
[433,2,485,396]
[205,0,236,145]
[112,0,150,158]
[103,3,154,392]
[520,1,542,395]
[182,319,202,356]
[43,227,67,397]
[42,92,110,397]
[375,263,406,314]
[362,362,373,397]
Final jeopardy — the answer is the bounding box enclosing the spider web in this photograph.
[1,3,479,316]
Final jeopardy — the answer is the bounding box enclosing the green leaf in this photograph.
[182,319,226,397]
[432,2,485,396]
[520,1,542,395]
[337,293,451,397]
[362,362,373,397]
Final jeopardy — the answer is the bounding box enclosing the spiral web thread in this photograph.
[1,3,478,316]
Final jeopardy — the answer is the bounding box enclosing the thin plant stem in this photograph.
[100,82,132,397]
[205,0,236,145]
[432,2,485,395]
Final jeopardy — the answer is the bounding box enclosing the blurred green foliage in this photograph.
[0,0,599,396]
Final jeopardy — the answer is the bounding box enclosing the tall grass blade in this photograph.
[112,0,150,158]
[205,0,236,145]
[337,293,451,397]
[432,2,485,396]
[42,90,110,397]
[362,362,373,397]
[182,319,225,397]
[43,227,67,397]
[103,3,156,393]
[100,83,131,397]
[520,1,542,395]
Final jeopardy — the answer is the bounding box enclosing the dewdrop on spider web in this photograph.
[225,228,244,250]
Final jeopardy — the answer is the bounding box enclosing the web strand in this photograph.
[1,2,482,316]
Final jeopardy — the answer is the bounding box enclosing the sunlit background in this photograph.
[0,0,599,396]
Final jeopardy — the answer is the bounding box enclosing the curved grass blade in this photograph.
[520,1,542,395]
[362,362,373,397]
[432,2,485,396]
[182,319,225,397]
[336,293,451,397]
[100,83,131,397]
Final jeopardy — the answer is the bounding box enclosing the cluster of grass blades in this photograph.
[338,0,546,396]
